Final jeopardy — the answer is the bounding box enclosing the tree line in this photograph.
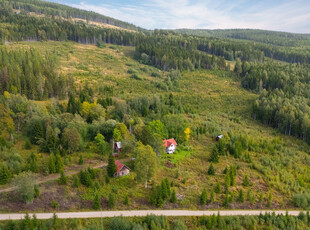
[236,60,310,143]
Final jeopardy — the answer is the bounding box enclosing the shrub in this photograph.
[78,155,84,165]
[24,139,31,150]
[108,193,115,208]
[110,216,132,230]
[151,72,161,78]
[293,193,310,209]
[51,200,59,209]
[34,185,40,198]
[131,74,142,80]
[124,195,130,205]
[13,172,35,203]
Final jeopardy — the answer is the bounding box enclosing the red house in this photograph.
[114,160,130,177]
[163,138,177,154]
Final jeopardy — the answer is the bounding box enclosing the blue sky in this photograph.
[50,0,310,33]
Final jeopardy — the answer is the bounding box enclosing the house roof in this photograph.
[163,138,177,147]
[115,160,130,173]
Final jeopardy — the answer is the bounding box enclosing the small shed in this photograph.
[216,135,223,141]
[114,160,130,177]
[114,142,122,153]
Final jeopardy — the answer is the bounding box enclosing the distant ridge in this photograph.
[173,28,310,47]
[2,0,145,32]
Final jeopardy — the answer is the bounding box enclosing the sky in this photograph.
[50,0,310,33]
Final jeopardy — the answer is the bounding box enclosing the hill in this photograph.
[0,0,310,219]
[0,41,310,214]
[1,0,144,32]
[174,28,310,47]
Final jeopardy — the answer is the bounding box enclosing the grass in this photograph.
[1,40,310,212]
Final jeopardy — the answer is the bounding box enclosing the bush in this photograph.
[24,139,31,150]
[34,185,40,198]
[78,155,84,165]
[13,172,35,203]
[124,195,130,205]
[108,193,115,208]
[51,200,59,209]
[110,216,132,230]
[131,74,142,80]
[293,193,310,209]
[151,72,161,78]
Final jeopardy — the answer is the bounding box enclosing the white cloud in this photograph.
[68,0,310,33]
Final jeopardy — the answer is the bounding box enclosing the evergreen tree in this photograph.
[238,190,244,203]
[107,154,117,177]
[26,152,39,173]
[108,193,115,208]
[48,154,56,174]
[78,154,84,165]
[210,189,215,203]
[0,164,11,185]
[208,163,215,175]
[34,185,40,198]
[93,194,101,210]
[161,180,169,200]
[223,192,230,208]
[200,189,207,205]
[170,189,177,203]
[209,147,219,163]
[67,93,79,114]
[215,182,221,194]
[243,174,250,186]
[29,119,44,145]
[268,193,272,207]
[55,153,63,173]
[150,186,158,206]
[59,170,67,185]
[124,195,130,205]
[72,175,80,188]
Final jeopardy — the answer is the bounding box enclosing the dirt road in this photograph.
[0,210,303,220]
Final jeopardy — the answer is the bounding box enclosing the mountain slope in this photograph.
[2,0,145,32]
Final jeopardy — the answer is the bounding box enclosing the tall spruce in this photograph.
[107,154,117,177]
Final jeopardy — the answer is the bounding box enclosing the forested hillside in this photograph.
[175,29,310,47]
[1,0,143,31]
[0,0,310,216]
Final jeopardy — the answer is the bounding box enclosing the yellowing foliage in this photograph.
[184,127,191,142]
